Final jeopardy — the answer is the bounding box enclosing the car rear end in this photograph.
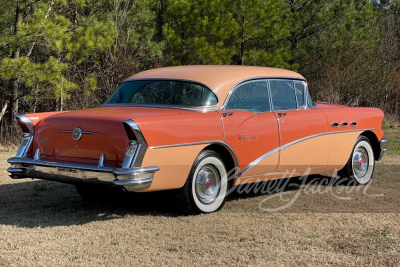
[7,110,161,192]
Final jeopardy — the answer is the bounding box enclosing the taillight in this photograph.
[15,115,34,158]
[121,120,148,168]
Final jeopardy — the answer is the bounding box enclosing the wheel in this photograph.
[75,184,123,201]
[176,150,228,214]
[338,136,375,185]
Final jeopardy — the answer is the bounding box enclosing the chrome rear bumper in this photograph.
[378,138,388,161]
[7,157,159,192]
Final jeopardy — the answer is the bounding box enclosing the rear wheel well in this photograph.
[361,131,380,160]
[202,144,238,186]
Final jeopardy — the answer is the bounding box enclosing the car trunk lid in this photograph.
[33,106,181,164]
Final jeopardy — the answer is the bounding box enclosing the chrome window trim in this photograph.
[268,78,308,112]
[222,76,306,111]
[293,80,308,109]
[240,128,376,176]
[149,140,240,172]
[224,79,271,114]
[122,119,148,168]
[104,78,220,108]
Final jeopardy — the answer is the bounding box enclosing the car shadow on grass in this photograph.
[0,179,185,228]
[0,175,334,227]
[0,164,397,227]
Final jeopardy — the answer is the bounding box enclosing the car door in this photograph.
[219,80,280,183]
[269,79,329,174]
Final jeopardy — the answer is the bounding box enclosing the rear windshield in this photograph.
[104,80,218,107]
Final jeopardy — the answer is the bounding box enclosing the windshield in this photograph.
[104,80,218,107]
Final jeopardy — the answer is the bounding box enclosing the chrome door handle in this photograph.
[223,112,234,117]
[278,112,287,117]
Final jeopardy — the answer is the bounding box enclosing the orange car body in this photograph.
[8,66,386,192]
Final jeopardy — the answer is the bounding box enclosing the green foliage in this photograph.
[163,0,292,68]
[3,0,400,145]
[163,0,239,65]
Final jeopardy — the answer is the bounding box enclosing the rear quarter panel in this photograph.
[138,111,225,191]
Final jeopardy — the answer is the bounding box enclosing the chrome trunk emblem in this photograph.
[59,128,101,140]
[72,127,83,141]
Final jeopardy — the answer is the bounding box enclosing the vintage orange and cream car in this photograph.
[8,66,388,213]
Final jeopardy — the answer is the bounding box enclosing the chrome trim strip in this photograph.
[266,79,273,112]
[122,120,148,168]
[149,140,240,172]
[241,147,280,175]
[58,130,100,135]
[240,128,376,176]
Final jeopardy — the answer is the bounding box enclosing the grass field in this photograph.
[0,130,399,266]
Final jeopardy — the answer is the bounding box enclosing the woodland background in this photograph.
[0,0,399,144]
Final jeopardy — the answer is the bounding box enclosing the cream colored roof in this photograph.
[125,65,304,109]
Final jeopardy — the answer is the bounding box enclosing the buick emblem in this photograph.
[72,127,83,141]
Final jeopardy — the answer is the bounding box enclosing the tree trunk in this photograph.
[240,15,245,65]
[0,101,8,123]
[157,0,164,41]
[11,3,22,132]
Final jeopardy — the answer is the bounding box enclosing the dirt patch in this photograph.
[1,149,400,265]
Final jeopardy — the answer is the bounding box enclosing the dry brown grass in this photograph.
[1,138,400,266]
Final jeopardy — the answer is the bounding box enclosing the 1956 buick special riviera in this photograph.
[8,66,388,213]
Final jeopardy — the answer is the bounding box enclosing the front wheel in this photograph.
[176,150,228,214]
[338,136,375,185]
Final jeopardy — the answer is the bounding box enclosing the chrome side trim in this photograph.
[240,128,376,176]
[240,147,280,175]
[122,120,148,168]
[149,140,240,172]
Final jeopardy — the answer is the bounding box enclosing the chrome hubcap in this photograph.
[352,147,369,178]
[195,165,221,204]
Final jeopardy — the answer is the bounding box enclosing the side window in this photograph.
[226,80,270,113]
[269,80,297,111]
[294,81,305,107]
[308,93,316,108]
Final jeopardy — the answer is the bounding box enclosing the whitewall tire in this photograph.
[339,136,375,185]
[177,150,228,214]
